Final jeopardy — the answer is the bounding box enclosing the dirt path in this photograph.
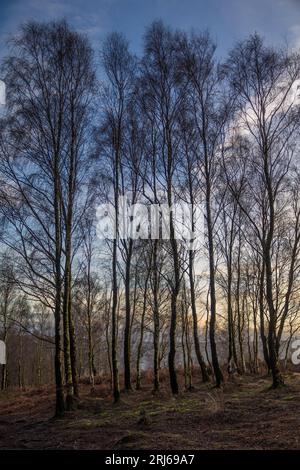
[0,374,300,449]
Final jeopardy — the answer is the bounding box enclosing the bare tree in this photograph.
[227,34,300,387]
[100,32,136,400]
[178,32,228,386]
[0,20,95,413]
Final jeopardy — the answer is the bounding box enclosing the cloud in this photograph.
[290,24,300,49]
[1,0,300,62]
[0,0,114,61]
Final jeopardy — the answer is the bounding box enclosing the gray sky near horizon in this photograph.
[0,0,300,62]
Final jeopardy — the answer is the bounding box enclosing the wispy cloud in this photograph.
[0,0,300,62]
[0,0,115,60]
[290,24,300,49]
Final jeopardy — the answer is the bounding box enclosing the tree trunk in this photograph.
[136,268,149,390]
[124,239,133,390]
[188,250,209,382]
[54,159,65,417]
[167,131,180,395]
[206,186,223,387]
[152,240,160,392]
[259,262,270,372]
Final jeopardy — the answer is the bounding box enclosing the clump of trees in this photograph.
[1,19,300,416]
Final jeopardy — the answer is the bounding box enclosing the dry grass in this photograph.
[1,372,300,449]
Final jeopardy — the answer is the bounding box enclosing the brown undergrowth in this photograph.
[0,372,300,449]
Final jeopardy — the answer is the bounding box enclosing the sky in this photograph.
[0,0,300,60]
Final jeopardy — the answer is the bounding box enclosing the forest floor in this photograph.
[0,372,300,450]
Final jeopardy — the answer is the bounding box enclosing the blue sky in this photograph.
[0,0,300,60]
